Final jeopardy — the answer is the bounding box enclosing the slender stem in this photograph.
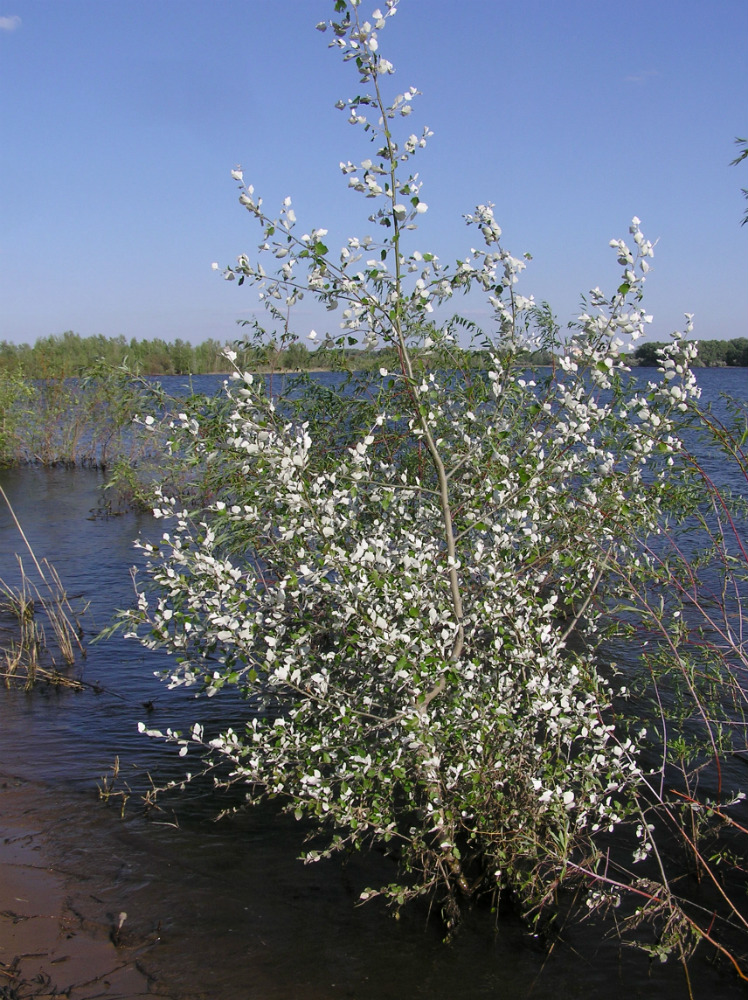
[0,484,48,583]
[370,57,464,666]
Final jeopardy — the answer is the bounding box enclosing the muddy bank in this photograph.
[0,772,180,999]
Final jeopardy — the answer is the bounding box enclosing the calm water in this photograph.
[0,367,746,999]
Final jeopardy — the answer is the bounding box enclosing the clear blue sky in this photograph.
[1,0,746,348]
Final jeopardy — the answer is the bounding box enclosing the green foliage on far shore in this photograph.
[634,336,748,367]
[1,330,745,379]
[0,330,555,377]
[0,332,229,377]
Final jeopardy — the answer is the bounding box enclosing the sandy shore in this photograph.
[0,775,166,999]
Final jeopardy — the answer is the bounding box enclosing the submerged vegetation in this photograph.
[0,486,87,689]
[0,362,168,470]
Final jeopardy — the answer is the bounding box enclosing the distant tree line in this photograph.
[0,332,234,377]
[9,329,745,376]
[0,331,554,377]
[633,337,748,367]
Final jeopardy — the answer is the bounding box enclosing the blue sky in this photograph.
[1,0,746,349]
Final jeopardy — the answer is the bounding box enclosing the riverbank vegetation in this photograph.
[109,0,748,987]
[0,329,745,379]
[634,337,748,367]
[0,328,558,377]
[0,487,87,689]
[0,332,230,377]
[0,362,169,469]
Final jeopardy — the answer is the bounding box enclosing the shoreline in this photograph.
[0,772,170,999]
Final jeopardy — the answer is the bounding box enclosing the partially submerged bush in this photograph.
[121,0,748,976]
[0,368,34,465]
[0,362,171,470]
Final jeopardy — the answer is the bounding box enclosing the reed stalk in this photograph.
[0,486,87,688]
